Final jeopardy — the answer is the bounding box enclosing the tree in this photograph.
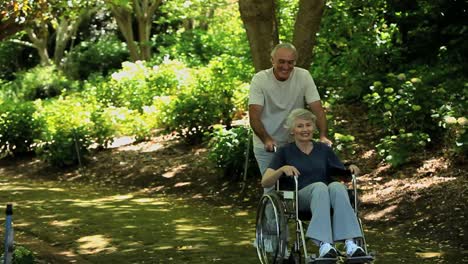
[239,0,326,71]
[109,0,163,61]
[5,0,97,66]
[238,0,278,72]
[292,0,325,69]
[0,0,48,41]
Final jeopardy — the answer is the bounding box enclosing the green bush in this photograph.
[85,60,191,111]
[159,58,249,144]
[208,125,259,180]
[0,100,43,158]
[12,66,78,100]
[333,132,356,160]
[363,72,441,134]
[0,41,38,81]
[0,245,35,264]
[313,1,401,101]
[439,115,467,161]
[160,88,220,144]
[34,96,114,167]
[64,36,129,80]
[103,105,161,142]
[376,130,430,167]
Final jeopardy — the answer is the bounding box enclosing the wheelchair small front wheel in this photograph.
[255,192,288,264]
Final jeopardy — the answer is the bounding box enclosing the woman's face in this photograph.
[292,118,314,142]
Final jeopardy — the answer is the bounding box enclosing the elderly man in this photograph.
[248,42,332,183]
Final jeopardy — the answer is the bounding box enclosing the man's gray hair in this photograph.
[284,108,317,135]
[270,42,298,58]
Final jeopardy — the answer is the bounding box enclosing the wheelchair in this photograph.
[255,169,374,264]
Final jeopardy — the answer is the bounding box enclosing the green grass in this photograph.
[0,177,258,263]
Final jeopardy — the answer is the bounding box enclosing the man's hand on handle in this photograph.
[263,137,277,152]
[320,136,333,147]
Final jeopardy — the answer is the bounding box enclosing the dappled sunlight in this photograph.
[141,142,163,153]
[0,185,65,192]
[364,205,398,221]
[108,136,135,148]
[50,218,79,227]
[417,157,449,175]
[154,246,173,250]
[130,197,169,205]
[162,164,188,178]
[174,181,191,187]
[1,177,259,262]
[77,234,117,255]
[360,149,376,159]
[57,250,79,258]
[39,214,61,219]
[416,252,443,258]
[362,176,456,204]
[234,210,249,217]
[14,221,32,228]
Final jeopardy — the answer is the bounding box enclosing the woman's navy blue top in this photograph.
[268,142,347,191]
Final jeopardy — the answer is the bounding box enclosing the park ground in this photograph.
[1,104,467,262]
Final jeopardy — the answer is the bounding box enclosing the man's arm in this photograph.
[249,104,276,152]
[308,101,332,146]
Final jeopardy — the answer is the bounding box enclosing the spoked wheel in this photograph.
[256,192,288,264]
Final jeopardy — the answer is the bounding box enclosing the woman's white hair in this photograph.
[284,108,317,136]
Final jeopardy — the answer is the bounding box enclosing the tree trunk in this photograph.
[54,10,92,66]
[112,0,162,61]
[134,0,162,61]
[26,25,51,66]
[239,0,279,72]
[111,6,141,61]
[292,0,326,69]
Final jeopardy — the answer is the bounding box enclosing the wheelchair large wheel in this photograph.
[256,192,288,264]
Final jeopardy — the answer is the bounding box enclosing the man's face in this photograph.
[272,48,296,81]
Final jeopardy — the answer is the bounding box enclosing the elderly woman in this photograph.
[261,108,366,259]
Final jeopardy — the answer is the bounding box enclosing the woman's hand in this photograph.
[348,164,361,176]
[280,165,300,177]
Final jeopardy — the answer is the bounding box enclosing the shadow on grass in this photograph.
[0,178,258,263]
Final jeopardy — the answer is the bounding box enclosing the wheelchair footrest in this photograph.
[307,255,338,264]
[344,255,374,263]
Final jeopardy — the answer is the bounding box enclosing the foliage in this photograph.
[102,105,161,142]
[277,0,298,42]
[376,131,430,167]
[0,41,38,80]
[10,66,78,100]
[436,106,467,161]
[160,86,219,144]
[364,72,435,134]
[208,125,258,180]
[0,100,43,158]
[64,36,129,80]
[34,96,114,167]
[154,0,251,68]
[333,132,356,160]
[313,0,401,101]
[363,64,466,166]
[0,245,35,264]
[443,117,467,161]
[84,60,191,111]
[384,0,468,66]
[160,56,250,144]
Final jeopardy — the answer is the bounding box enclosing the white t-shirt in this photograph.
[248,67,321,148]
